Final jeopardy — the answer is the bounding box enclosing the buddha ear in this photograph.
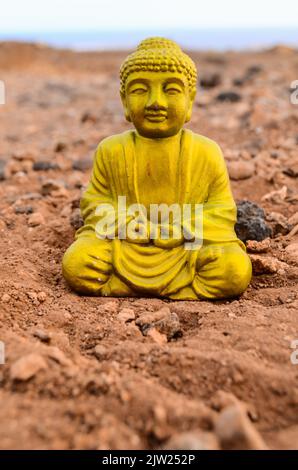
[185,87,196,123]
[120,91,132,122]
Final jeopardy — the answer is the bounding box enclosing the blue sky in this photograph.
[1,0,298,32]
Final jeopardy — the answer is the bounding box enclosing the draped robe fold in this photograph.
[74,128,247,297]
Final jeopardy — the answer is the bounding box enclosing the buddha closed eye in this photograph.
[165,86,182,94]
[128,84,148,95]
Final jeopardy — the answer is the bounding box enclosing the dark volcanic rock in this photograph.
[216,91,242,102]
[33,161,60,171]
[70,208,84,230]
[14,205,34,215]
[200,72,221,89]
[235,200,272,242]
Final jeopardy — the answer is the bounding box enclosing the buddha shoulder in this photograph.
[189,130,222,159]
[187,130,226,173]
[95,130,134,156]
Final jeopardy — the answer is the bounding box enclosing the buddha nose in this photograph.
[150,102,160,111]
[146,88,167,111]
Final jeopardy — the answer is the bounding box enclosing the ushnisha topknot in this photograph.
[120,37,197,94]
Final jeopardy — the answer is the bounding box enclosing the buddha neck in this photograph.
[134,129,183,147]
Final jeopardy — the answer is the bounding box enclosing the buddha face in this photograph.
[121,71,196,138]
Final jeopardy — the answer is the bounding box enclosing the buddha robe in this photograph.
[62,129,252,299]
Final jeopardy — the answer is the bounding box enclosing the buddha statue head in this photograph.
[120,37,197,138]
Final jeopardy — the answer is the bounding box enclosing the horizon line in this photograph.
[1,25,298,34]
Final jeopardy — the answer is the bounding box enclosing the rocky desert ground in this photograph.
[0,42,297,449]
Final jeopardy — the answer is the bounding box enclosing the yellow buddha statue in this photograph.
[62,37,252,300]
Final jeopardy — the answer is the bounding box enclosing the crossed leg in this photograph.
[62,235,135,296]
[63,235,251,300]
[191,242,252,299]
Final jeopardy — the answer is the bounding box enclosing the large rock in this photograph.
[200,72,221,89]
[228,160,255,180]
[215,403,268,450]
[235,200,272,242]
[246,238,271,253]
[216,91,242,102]
[33,160,59,171]
[136,307,182,341]
[10,353,47,381]
[250,255,288,275]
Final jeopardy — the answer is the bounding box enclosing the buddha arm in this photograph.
[202,144,238,245]
[77,145,133,240]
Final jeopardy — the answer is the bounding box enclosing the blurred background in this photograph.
[0,0,298,50]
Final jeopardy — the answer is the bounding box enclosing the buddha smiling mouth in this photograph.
[145,112,167,122]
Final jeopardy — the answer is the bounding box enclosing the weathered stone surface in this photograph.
[235,200,272,242]
[136,307,182,340]
[246,238,271,253]
[250,255,288,275]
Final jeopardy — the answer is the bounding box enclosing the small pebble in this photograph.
[228,160,255,180]
[146,327,167,345]
[70,208,83,229]
[1,293,11,303]
[33,328,51,343]
[136,307,182,340]
[117,307,135,323]
[10,353,47,381]
[37,291,47,302]
[41,179,65,196]
[55,142,67,152]
[14,205,34,215]
[94,344,108,360]
[28,212,45,227]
